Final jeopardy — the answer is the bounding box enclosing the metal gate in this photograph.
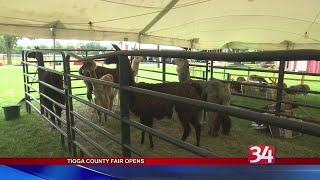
[22,49,320,157]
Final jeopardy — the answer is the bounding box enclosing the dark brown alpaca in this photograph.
[172,58,231,137]
[27,51,65,129]
[104,45,203,149]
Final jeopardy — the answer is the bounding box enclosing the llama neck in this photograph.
[176,64,191,83]
[35,52,45,81]
[36,53,44,67]
[89,70,97,78]
[89,69,99,89]
[131,61,141,77]
[117,57,135,86]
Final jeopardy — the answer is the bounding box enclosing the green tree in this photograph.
[38,44,50,49]
[12,46,23,54]
[55,41,63,49]
[0,35,21,64]
[65,43,75,50]
[80,42,105,55]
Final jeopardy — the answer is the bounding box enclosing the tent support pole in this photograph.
[51,27,56,70]
[139,0,179,35]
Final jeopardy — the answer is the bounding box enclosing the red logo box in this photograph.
[248,145,275,164]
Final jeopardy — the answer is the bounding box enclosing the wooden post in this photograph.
[301,75,305,84]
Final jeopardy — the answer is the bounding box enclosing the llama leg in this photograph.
[88,84,96,114]
[97,110,102,123]
[41,96,48,117]
[109,94,114,112]
[140,116,154,149]
[178,114,191,141]
[208,112,220,136]
[46,101,55,129]
[94,97,102,122]
[117,91,120,106]
[42,97,50,118]
[104,113,107,122]
[104,98,110,122]
[140,117,146,145]
[147,120,154,149]
[87,83,94,103]
[45,107,49,118]
[55,104,63,128]
[221,115,231,135]
[191,114,201,147]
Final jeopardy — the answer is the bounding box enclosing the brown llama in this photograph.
[230,76,246,93]
[103,44,203,149]
[79,56,143,104]
[286,84,310,102]
[81,60,116,122]
[27,51,65,129]
[172,58,231,137]
[79,61,118,103]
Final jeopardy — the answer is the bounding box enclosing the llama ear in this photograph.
[34,46,40,50]
[111,44,122,51]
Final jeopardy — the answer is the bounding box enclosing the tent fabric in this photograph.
[0,0,320,50]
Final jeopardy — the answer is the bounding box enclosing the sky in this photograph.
[17,38,184,50]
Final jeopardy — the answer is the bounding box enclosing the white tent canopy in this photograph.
[1,0,320,50]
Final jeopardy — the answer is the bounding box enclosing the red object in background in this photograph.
[284,98,293,110]
[0,63,3,66]
[293,61,297,70]
[74,61,83,65]
[307,60,320,73]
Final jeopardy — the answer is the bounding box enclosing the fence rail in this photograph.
[21,48,320,158]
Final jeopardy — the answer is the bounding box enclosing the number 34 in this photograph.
[249,146,275,164]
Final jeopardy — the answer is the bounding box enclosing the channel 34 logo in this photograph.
[248,145,275,164]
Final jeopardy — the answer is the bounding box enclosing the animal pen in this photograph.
[21,49,320,157]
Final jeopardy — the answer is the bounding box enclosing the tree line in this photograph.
[0,35,111,64]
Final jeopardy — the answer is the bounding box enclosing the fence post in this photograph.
[22,51,30,113]
[205,60,209,81]
[119,55,132,157]
[273,72,276,84]
[24,52,32,114]
[202,71,205,81]
[275,60,286,116]
[162,57,166,83]
[62,54,77,157]
[210,60,213,79]
[62,54,73,155]
[36,51,45,116]
[301,75,305,84]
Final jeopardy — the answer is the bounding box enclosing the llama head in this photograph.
[27,46,42,58]
[172,58,188,67]
[104,44,124,65]
[81,60,97,73]
[236,76,246,82]
[132,56,143,63]
[100,74,114,83]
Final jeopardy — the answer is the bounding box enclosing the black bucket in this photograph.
[2,105,21,120]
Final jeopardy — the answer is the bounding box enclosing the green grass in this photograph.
[0,67,68,157]
[0,63,320,157]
